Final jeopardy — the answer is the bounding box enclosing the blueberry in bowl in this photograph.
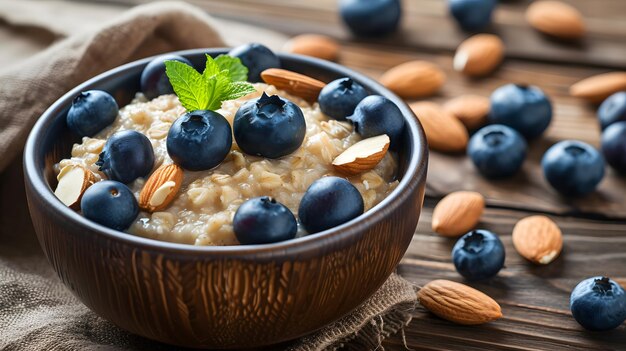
[468,124,527,178]
[233,196,297,245]
[228,43,280,82]
[347,95,406,149]
[452,229,505,281]
[489,83,552,139]
[140,54,193,100]
[318,77,369,120]
[23,48,428,349]
[96,130,155,184]
[66,90,119,137]
[542,140,605,197]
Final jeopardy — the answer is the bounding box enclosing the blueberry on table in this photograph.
[598,91,626,130]
[140,54,193,100]
[318,77,369,121]
[570,276,626,331]
[167,110,232,171]
[233,196,298,245]
[347,95,405,149]
[228,43,280,82]
[452,229,505,281]
[448,0,497,31]
[468,124,527,178]
[66,90,118,137]
[97,130,155,184]
[339,0,401,37]
[601,121,626,174]
[81,180,139,231]
[298,176,364,234]
[542,140,605,197]
[234,93,306,159]
[489,84,552,139]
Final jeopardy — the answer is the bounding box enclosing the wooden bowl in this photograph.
[23,49,428,349]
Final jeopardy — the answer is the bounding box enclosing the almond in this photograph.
[332,134,390,175]
[284,34,340,61]
[379,61,446,99]
[443,95,490,130]
[410,101,468,153]
[526,1,585,40]
[569,72,626,104]
[139,164,184,212]
[418,280,503,325]
[512,215,562,265]
[54,165,96,210]
[453,34,504,77]
[432,191,485,237]
[260,68,326,102]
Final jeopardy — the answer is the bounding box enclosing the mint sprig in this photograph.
[165,54,256,112]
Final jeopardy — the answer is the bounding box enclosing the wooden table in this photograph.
[67,0,626,349]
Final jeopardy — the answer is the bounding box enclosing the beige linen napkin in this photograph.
[0,2,417,350]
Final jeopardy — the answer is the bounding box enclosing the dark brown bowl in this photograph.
[23,48,428,349]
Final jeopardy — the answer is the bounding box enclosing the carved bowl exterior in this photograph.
[23,49,428,349]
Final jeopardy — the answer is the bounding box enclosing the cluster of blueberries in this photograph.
[451,228,626,331]
[63,43,406,245]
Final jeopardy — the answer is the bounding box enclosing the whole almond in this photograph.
[284,34,340,61]
[380,61,446,99]
[570,72,626,104]
[332,134,390,175]
[512,215,563,265]
[418,280,503,325]
[139,164,184,213]
[410,101,468,153]
[432,191,485,237]
[454,34,504,77]
[443,95,490,130]
[54,165,96,210]
[261,68,326,102]
[526,1,585,40]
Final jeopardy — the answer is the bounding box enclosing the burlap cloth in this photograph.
[0,1,418,350]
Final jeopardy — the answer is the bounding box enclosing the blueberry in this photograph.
[452,229,505,281]
[167,110,232,171]
[233,196,298,245]
[140,54,193,100]
[601,121,626,174]
[96,130,154,184]
[542,140,605,197]
[347,95,405,149]
[234,93,306,159]
[448,0,497,31]
[598,91,626,130]
[468,124,527,178]
[66,90,118,137]
[81,180,138,231]
[298,176,364,234]
[339,0,401,37]
[489,84,553,139]
[570,276,626,331]
[228,43,280,82]
[318,78,369,121]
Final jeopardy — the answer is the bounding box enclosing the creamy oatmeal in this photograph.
[57,84,398,245]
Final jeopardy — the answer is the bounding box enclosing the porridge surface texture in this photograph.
[58,84,398,245]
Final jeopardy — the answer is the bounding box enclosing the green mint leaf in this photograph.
[223,81,257,101]
[214,54,249,82]
[164,60,207,111]
[203,54,221,78]
[204,73,232,111]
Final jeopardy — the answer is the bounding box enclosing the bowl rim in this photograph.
[23,48,427,257]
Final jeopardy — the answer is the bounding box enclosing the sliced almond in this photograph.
[418,280,502,325]
[512,215,563,265]
[443,95,490,130]
[379,61,446,99]
[432,191,485,237]
[526,1,585,40]
[332,134,390,175]
[453,34,504,77]
[410,101,468,153]
[284,34,340,61]
[139,164,184,212]
[260,68,326,102]
[570,72,626,104]
[54,165,96,210]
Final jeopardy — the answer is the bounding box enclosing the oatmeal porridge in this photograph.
[57,84,399,245]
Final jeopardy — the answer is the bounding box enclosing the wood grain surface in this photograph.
[78,0,626,349]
